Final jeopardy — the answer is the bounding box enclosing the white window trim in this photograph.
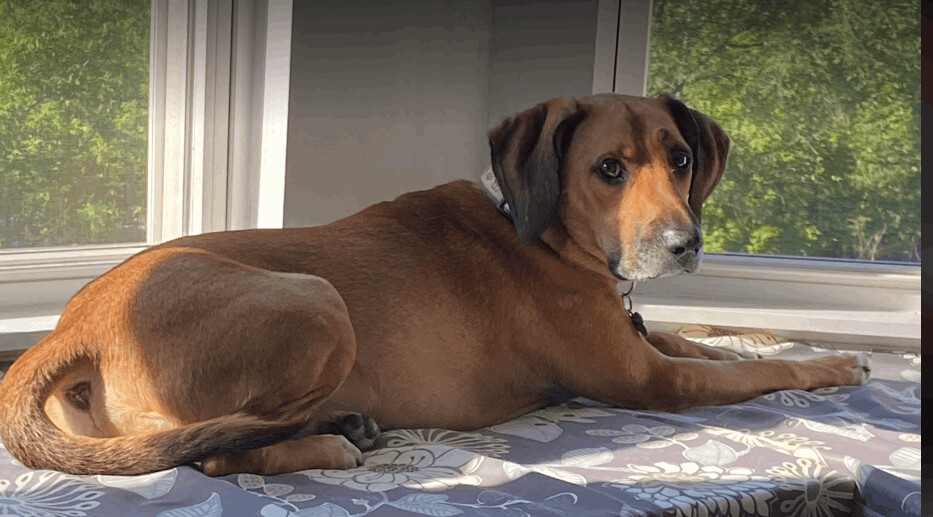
[149,0,292,240]
[595,0,920,352]
[593,0,652,97]
[0,0,292,355]
[630,254,920,352]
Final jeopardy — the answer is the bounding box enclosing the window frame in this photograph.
[0,0,293,356]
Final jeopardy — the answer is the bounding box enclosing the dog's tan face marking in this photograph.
[560,95,701,281]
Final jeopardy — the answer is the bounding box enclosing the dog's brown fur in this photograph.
[0,94,869,476]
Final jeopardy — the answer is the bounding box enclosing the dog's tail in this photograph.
[0,329,302,475]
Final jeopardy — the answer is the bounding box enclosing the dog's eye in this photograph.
[671,152,691,174]
[596,158,623,179]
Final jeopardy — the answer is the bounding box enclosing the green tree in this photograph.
[0,0,149,248]
[648,0,920,262]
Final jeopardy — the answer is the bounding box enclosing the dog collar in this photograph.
[479,167,512,220]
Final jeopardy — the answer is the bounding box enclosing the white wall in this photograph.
[283,0,600,227]
[486,0,600,124]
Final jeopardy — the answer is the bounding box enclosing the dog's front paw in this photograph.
[811,353,872,386]
[317,413,382,452]
[847,353,872,385]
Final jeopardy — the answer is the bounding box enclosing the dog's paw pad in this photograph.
[318,413,381,452]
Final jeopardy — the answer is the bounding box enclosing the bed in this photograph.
[0,325,920,517]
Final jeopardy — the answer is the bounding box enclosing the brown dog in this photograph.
[0,93,869,476]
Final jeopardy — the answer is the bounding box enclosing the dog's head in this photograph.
[488,93,729,281]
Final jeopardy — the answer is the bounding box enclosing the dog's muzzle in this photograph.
[609,225,703,281]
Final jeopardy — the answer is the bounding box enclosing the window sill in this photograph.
[639,302,918,352]
[0,243,147,357]
[0,250,920,356]
[632,253,920,352]
[0,317,57,359]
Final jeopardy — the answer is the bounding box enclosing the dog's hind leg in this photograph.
[201,433,362,476]
[188,268,365,477]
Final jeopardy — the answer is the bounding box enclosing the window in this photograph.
[646,0,920,263]
[0,0,292,352]
[599,0,920,351]
[0,0,150,249]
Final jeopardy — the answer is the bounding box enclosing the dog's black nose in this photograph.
[662,227,702,257]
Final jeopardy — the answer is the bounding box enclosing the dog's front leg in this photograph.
[645,331,758,360]
[558,324,869,412]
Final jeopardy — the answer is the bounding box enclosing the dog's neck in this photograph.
[479,168,616,283]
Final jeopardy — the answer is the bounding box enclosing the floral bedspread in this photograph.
[0,326,920,517]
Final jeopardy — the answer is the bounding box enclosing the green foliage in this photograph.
[0,0,149,248]
[648,0,920,262]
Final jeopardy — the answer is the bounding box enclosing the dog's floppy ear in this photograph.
[658,94,730,223]
[488,98,583,243]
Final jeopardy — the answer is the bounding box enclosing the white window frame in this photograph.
[595,0,920,352]
[0,0,292,355]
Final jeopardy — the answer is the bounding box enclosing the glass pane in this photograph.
[647,0,920,263]
[0,0,150,249]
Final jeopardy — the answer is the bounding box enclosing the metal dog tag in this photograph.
[630,311,648,336]
[620,281,647,336]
